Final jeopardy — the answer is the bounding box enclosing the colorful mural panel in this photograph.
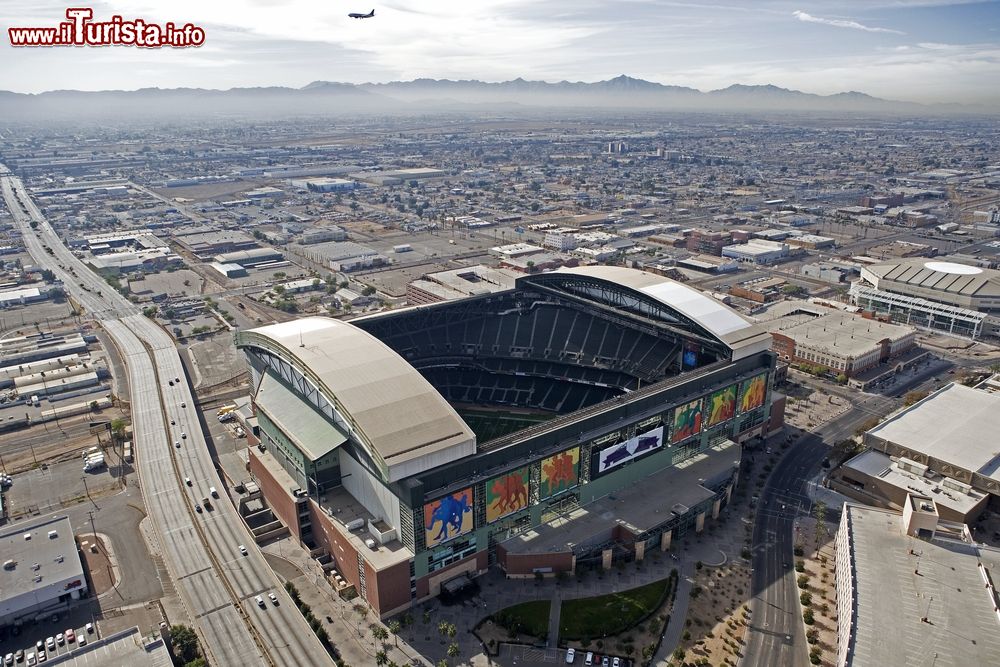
[540,447,580,499]
[423,487,474,548]
[596,425,665,474]
[486,466,530,522]
[739,374,768,414]
[672,398,703,443]
[706,385,737,427]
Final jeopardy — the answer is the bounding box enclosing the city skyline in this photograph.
[1,0,998,105]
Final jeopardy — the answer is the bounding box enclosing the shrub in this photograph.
[803,608,815,625]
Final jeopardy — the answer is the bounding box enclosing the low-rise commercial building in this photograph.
[0,516,88,627]
[406,265,518,305]
[213,247,284,268]
[298,227,347,245]
[863,382,1000,500]
[832,449,989,523]
[759,301,916,378]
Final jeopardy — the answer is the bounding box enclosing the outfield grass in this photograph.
[491,599,552,639]
[559,577,671,640]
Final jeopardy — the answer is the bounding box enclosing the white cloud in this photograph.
[792,10,905,34]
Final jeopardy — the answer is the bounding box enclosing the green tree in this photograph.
[184,660,207,667]
[169,624,200,663]
[375,649,389,666]
[447,643,460,660]
[110,418,126,441]
[372,624,388,644]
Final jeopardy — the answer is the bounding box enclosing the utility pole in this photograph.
[87,509,97,539]
[82,474,97,509]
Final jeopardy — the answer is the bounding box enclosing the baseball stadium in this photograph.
[235,266,781,618]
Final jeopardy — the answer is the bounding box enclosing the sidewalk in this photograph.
[652,561,693,666]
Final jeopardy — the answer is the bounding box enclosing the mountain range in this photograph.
[0,75,986,120]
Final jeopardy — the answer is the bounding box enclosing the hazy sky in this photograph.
[1,0,998,104]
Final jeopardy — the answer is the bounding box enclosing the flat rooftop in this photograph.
[0,516,84,602]
[867,383,1000,483]
[426,265,519,295]
[764,310,914,358]
[502,439,740,555]
[843,504,1000,666]
[46,627,172,667]
[842,449,986,517]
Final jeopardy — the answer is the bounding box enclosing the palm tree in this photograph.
[375,649,388,666]
[388,620,401,646]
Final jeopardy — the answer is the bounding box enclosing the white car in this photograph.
[56,633,63,645]
[77,635,87,647]
[85,622,94,634]
[268,593,279,605]
[239,545,248,556]
[255,595,265,608]
[565,647,576,663]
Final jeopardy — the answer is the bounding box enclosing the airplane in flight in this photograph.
[348,9,375,19]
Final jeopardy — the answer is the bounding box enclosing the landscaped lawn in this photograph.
[491,599,552,639]
[559,577,671,640]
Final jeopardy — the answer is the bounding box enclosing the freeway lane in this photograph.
[103,319,264,666]
[134,315,330,666]
[2,170,333,667]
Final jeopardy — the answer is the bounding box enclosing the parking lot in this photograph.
[1,616,100,665]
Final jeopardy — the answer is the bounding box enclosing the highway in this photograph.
[1,169,333,667]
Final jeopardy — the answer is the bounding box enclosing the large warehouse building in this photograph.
[850,258,1000,339]
[236,267,780,617]
[834,381,1000,523]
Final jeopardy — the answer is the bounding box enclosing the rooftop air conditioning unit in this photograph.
[346,518,365,532]
[2,559,15,570]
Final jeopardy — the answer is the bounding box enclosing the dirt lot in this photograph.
[793,515,839,666]
[673,561,753,666]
